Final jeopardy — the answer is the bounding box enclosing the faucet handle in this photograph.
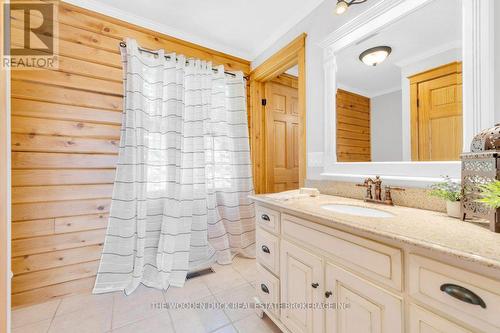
[357,179,373,200]
[383,186,404,205]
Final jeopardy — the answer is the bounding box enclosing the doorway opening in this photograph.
[249,34,306,194]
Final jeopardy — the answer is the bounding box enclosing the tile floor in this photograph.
[11,257,281,333]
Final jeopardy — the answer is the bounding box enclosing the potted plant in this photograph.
[476,180,500,209]
[429,176,462,218]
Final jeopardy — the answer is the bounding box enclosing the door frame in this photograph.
[249,33,306,193]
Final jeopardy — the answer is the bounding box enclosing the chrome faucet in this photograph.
[356,176,404,205]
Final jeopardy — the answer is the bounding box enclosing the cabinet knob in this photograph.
[261,214,270,221]
[311,283,319,289]
[325,291,333,298]
[261,284,270,294]
[440,283,486,309]
[261,245,270,254]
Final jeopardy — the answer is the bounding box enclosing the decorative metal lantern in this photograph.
[461,124,500,233]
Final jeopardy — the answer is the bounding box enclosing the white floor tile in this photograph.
[169,295,231,333]
[11,299,60,329]
[212,324,238,333]
[56,292,113,316]
[111,313,174,333]
[10,260,269,333]
[164,276,212,303]
[11,319,51,333]
[233,313,282,333]
[232,258,259,283]
[112,286,166,329]
[215,283,255,322]
[48,302,112,333]
[202,266,247,294]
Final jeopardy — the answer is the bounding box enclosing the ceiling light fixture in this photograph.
[359,46,392,66]
[335,0,368,15]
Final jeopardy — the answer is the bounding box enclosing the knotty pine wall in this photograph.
[336,89,371,162]
[10,2,250,307]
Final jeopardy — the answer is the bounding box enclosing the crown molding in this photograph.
[63,0,324,62]
[369,85,402,98]
[338,82,402,98]
[319,0,406,49]
[62,0,251,60]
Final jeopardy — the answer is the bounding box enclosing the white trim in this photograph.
[319,173,458,188]
[320,0,495,187]
[319,0,407,49]
[322,161,461,188]
[368,86,402,98]
[462,0,495,146]
[336,83,371,98]
[62,0,324,61]
[337,83,401,99]
[394,40,462,68]
[308,152,324,167]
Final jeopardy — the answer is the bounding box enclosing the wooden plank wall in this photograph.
[10,2,250,307]
[336,89,371,162]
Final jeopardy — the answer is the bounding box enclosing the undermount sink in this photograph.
[321,204,395,218]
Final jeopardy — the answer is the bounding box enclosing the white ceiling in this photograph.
[285,65,299,77]
[336,0,462,97]
[64,0,325,60]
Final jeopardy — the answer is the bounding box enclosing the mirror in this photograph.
[335,0,462,162]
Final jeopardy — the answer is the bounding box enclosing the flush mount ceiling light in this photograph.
[335,0,368,15]
[359,46,392,66]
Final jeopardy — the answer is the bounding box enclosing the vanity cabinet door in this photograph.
[325,262,402,333]
[281,240,324,333]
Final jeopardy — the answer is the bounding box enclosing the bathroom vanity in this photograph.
[251,192,500,333]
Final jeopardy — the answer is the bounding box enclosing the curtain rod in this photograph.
[119,41,248,80]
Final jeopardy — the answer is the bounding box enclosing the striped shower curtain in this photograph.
[93,38,255,295]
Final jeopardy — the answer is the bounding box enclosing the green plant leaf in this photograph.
[476,181,500,209]
[428,176,461,202]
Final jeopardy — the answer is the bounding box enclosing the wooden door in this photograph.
[410,62,462,161]
[325,262,402,333]
[281,240,324,333]
[265,81,299,193]
[408,304,473,333]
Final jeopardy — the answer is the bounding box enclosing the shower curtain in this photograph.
[93,38,255,295]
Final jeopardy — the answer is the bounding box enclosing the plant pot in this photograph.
[446,201,461,219]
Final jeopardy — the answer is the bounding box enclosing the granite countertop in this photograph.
[249,191,500,271]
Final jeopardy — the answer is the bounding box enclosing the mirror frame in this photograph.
[319,0,495,187]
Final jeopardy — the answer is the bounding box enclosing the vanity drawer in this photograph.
[282,213,402,291]
[409,303,474,333]
[409,254,500,332]
[255,205,280,234]
[256,228,280,276]
[256,263,280,318]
